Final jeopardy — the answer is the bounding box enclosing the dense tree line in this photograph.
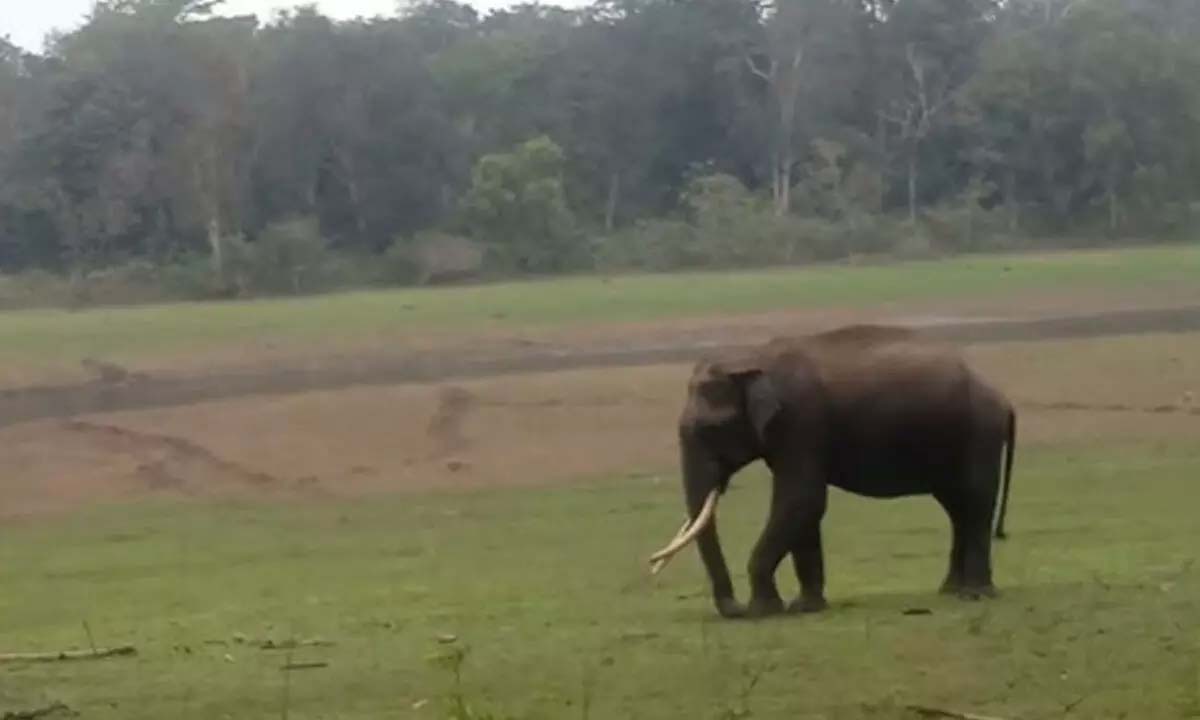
[1,0,1198,301]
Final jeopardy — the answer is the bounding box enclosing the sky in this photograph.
[1,0,579,52]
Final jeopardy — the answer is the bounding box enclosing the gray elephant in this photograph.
[647,325,1016,619]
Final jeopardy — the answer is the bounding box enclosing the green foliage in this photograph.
[461,136,580,273]
[245,217,327,294]
[158,252,228,300]
[596,173,916,272]
[382,230,485,286]
[4,0,1200,298]
[0,269,73,310]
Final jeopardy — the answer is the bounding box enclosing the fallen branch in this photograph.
[2,701,72,719]
[259,638,335,650]
[281,661,328,671]
[907,706,1012,720]
[0,646,135,664]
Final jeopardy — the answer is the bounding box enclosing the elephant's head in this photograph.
[646,353,782,616]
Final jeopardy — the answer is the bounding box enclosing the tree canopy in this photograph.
[2,0,1198,299]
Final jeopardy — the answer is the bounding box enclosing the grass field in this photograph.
[2,442,1198,719]
[4,249,1200,719]
[0,245,1197,381]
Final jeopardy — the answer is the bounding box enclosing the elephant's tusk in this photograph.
[649,517,691,574]
[647,490,719,571]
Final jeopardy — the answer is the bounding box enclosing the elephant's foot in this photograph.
[940,568,998,600]
[745,594,785,619]
[714,596,747,619]
[951,584,998,601]
[939,578,964,596]
[787,594,828,614]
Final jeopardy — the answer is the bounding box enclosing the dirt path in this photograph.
[3,303,1200,429]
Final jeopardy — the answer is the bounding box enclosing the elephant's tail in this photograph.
[993,407,1016,540]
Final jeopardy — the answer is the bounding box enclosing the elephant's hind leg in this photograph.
[938,452,1001,599]
[934,489,967,595]
[787,523,828,613]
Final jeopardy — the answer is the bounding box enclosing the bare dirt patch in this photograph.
[5,299,1200,430]
[0,367,684,518]
[4,331,1200,519]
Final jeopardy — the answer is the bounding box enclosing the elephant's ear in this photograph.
[695,357,781,443]
[742,371,781,444]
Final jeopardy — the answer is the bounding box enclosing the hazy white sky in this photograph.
[2,0,579,52]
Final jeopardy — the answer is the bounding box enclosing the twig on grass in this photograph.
[907,705,1012,720]
[907,705,1012,715]
[259,638,335,650]
[1,701,73,719]
[81,621,97,655]
[281,661,328,671]
[280,647,294,720]
[0,646,136,664]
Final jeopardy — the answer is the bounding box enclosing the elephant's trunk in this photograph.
[647,444,737,608]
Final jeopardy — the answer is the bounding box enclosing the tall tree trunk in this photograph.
[1107,171,1119,235]
[907,148,919,226]
[194,148,225,289]
[770,156,782,212]
[778,152,793,217]
[775,52,800,217]
[346,174,366,239]
[604,171,621,232]
[207,215,224,287]
[335,148,367,239]
[1005,167,1018,232]
[306,173,318,211]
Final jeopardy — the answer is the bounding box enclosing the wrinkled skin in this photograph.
[672,325,1016,619]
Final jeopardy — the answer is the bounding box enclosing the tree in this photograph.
[878,0,997,225]
[744,0,858,216]
[461,135,578,272]
[1,0,1199,292]
[178,14,256,286]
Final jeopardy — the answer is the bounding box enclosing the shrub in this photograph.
[0,269,73,309]
[384,232,486,286]
[592,219,698,272]
[159,253,226,300]
[248,216,327,294]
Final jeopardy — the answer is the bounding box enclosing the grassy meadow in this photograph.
[2,442,1198,719]
[3,246,1200,718]
[0,244,1197,377]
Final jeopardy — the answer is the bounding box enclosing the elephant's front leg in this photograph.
[746,472,826,618]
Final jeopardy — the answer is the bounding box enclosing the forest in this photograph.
[1,0,1198,304]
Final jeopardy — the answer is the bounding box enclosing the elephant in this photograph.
[646,324,1016,619]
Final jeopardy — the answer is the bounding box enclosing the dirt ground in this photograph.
[5,291,1200,430]
[3,325,1199,519]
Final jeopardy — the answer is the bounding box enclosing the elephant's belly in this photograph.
[829,448,956,498]
[831,471,932,498]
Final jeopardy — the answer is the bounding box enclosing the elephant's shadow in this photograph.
[658,584,1044,624]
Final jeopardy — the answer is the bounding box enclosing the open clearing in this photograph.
[3,323,1200,718]
[3,247,1200,718]
[2,444,1198,719]
[4,331,1200,516]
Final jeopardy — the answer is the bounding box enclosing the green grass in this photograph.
[0,244,1197,372]
[3,441,1199,719]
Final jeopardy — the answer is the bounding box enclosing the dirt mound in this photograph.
[0,418,325,518]
[427,385,477,458]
